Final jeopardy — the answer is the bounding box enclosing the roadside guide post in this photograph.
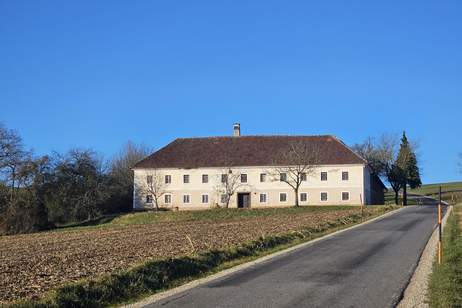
[437,186,443,265]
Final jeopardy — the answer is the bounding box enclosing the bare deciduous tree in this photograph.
[354,134,401,204]
[142,169,166,210]
[268,142,320,207]
[352,134,397,177]
[214,168,246,208]
[109,141,152,212]
[110,141,152,186]
[353,133,421,205]
[0,124,29,201]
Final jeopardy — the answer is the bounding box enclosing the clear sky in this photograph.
[1,1,461,184]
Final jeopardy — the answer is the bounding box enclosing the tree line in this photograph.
[0,123,429,234]
[352,132,422,205]
[0,123,151,235]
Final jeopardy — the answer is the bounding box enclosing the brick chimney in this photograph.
[233,123,241,137]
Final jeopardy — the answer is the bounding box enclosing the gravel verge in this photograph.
[397,205,453,308]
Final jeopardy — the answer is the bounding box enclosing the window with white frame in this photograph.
[280,173,287,182]
[146,195,153,203]
[146,175,153,184]
[221,174,227,183]
[183,194,191,203]
[183,175,189,184]
[259,193,267,203]
[201,194,209,203]
[241,174,247,183]
[221,194,228,203]
[165,175,171,184]
[260,173,266,182]
[321,192,328,201]
[164,194,172,204]
[342,171,349,181]
[279,193,287,202]
[342,192,350,201]
[300,172,307,181]
[300,192,307,202]
[202,174,208,183]
[321,172,328,181]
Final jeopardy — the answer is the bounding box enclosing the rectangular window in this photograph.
[165,175,171,184]
[221,174,228,183]
[146,175,153,184]
[202,174,208,183]
[202,194,209,203]
[183,174,189,184]
[342,192,350,201]
[321,192,328,201]
[146,195,153,203]
[221,194,228,203]
[241,174,247,183]
[279,193,287,202]
[259,193,267,203]
[300,172,307,181]
[300,193,307,202]
[280,173,287,182]
[260,173,266,182]
[183,194,190,203]
[164,194,171,204]
[321,172,328,181]
[342,171,349,181]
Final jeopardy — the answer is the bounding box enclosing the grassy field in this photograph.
[427,204,462,307]
[385,181,462,205]
[1,205,398,307]
[410,181,462,195]
[58,206,359,230]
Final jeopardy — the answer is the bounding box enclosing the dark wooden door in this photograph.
[238,193,250,208]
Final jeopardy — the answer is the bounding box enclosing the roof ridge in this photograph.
[133,134,366,169]
[176,134,335,140]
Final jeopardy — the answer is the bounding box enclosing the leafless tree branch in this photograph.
[213,168,249,208]
[268,142,321,207]
[142,169,166,210]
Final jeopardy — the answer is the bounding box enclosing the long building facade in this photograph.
[133,126,385,210]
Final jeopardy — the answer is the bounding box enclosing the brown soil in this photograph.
[0,208,373,304]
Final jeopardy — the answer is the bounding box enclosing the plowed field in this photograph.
[0,206,388,304]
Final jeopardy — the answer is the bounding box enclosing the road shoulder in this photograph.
[397,205,453,308]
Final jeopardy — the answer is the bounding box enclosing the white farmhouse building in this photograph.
[133,125,385,210]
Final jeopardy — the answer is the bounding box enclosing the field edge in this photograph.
[8,205,399,308]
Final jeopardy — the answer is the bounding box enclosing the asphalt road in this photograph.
[145,204,443,308]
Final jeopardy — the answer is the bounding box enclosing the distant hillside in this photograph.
[409,182,462,195]
[385,181,462,205]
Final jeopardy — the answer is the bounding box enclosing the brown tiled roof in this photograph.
[133,135,366,169]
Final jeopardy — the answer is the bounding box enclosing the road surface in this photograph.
[145,204,443,308]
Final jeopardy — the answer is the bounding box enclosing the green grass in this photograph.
[55,206,359,232]
[410,182,462,205]
[10,205,399,308]
[427,204,462,307]
[410,182,462,195]
[385,181,462,205]
[112,206,356,224]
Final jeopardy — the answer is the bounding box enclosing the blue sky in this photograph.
[1,1,461,184]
